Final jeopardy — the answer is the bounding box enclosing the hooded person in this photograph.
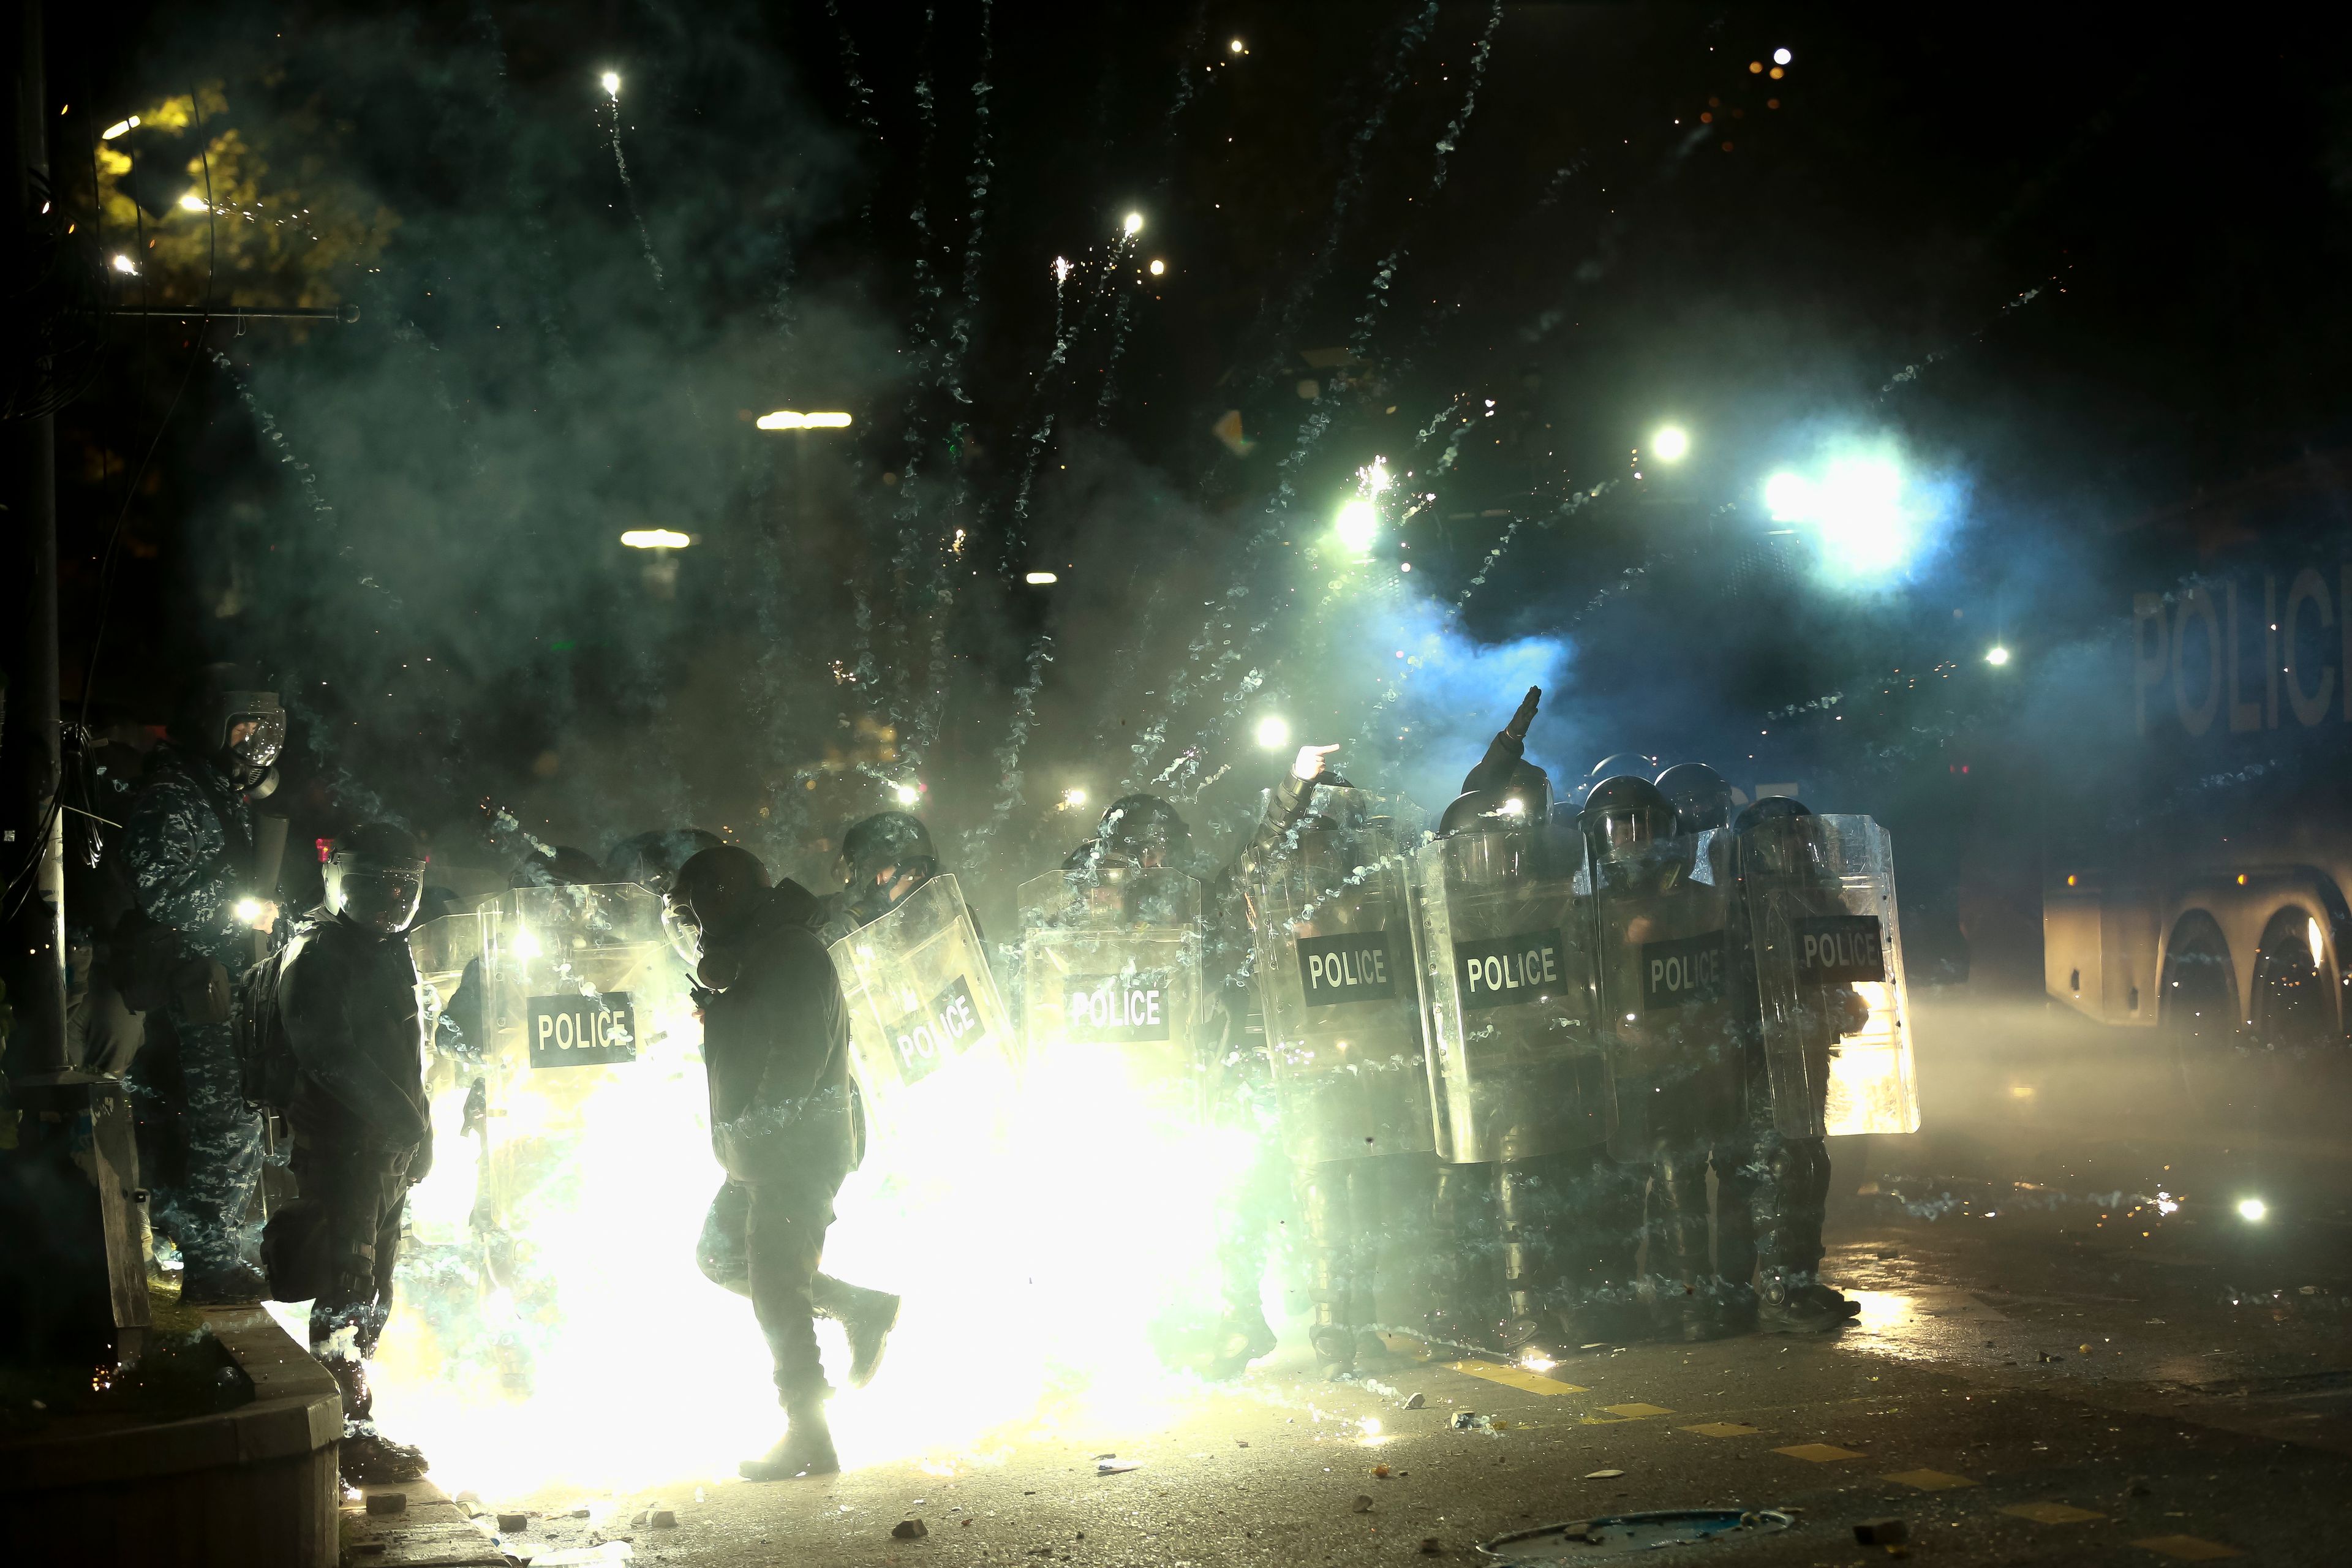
[259,823,434,1483]
[121,668,288,1303]
[666,845,900,1481]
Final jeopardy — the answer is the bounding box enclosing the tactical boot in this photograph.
[340,1425,430,1485]
[836,1287,902,1390]
[1204,1308,1280,1381]
[1755,1270,1856,1335]
[1309,1323,1359,1381]
[741,1402,840,1481]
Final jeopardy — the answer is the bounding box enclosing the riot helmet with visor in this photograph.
[325,823,429,935]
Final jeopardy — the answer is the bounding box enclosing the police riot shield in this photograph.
[1246,788,1434,1165]
[1585,831,1740,1161]
[829,873,1016,1132]
[1738,813,1917,1138]
[1018,864,1207,1122]
[1408,821,1608,1164]
[409,908,487,1041]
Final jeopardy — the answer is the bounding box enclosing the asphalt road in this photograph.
[363,999,2352,1567]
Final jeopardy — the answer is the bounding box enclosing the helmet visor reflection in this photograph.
[336,869,423,933]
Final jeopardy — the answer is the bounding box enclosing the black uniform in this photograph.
[263,907,432,1415]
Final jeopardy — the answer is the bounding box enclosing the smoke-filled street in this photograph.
[9,5,2352,1567]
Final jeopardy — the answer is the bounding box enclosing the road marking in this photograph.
[1883,1469,1978,1491]
[2131,1536,2241,1561]
[1599,1403,1673,1419]
[2002,1502,2106,1525]
[1444,1362,1588,1395]
[1773,1443,1864,1463]
[1681,1422,1760,1439]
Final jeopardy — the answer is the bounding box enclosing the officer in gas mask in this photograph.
[260,824,434,1482]
[666,845,898,1481]
[122,672,288,1302]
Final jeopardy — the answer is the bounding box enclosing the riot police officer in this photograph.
[260,823,434,1482]
[667,845,896,1480]
[1581,774,1743,1341]
[123,673,287,1302]
[829,810,949,936]
[1730,797,1864,1333]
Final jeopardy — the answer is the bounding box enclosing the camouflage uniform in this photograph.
[123,745,265,1281]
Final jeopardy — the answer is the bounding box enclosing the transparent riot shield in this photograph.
[1738,813,1917,1137]
[1585,832,1740,1161]
[1408,822,1608,1164]
[1246,788,1435,1164]
[829,873,1016,1132]
[1018,864,1207,1122]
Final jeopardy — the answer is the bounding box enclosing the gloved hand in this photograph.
[1291,743,1341,782]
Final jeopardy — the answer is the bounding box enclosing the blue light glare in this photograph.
[1760,438,1957,586]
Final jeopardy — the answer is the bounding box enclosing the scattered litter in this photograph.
[1373,1464,1393,1479]
[1353,1495,1376,1513]
[2078,1344,2093,1354]
[1580,1344,1606,1352]
[1091,1453,1116,1461]
[1403,1392,1427,1410]
[1097,1460,1141,1476]
[1452,1412,1491,1431]
[1853,1518,1909,1547]
[567,1507,592,1519]
[1237,1439,1250,1448]
[364,1493,407,1517]
[2145,1319,2167,1326]
[498,1513,529,1532]
[892,1519,929,1540]
[649,1510,676,1529]
[1477,1510,1795,1561]
[1583,1470,1624,1480]
[2037,1351,2062,1363]
[1420,1538,1442,1555]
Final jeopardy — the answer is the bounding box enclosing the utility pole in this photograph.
[2,0,149,1368]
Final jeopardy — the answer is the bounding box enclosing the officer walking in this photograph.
[260,823,435,1482]
[666,845,897,1480]
[123,674,287,1303]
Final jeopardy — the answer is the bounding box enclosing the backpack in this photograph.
[233,943,303,1114]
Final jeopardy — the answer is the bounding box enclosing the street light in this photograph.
[620,529,690,549]
[1651,424,1691,462]
[758,410,853,429]
[1254,715,1291,751]
[1024,571,1059,585]
[1122,211,1144,236]
[601,71,622,99]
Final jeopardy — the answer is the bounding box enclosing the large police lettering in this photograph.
[1640,932,1727,1010]
[891,974,982,1084]
[1455,928,1564,1012]
[2134,568,2347,737]
[1793,915,1886,984]
[1296,930,1398,1006]
[527,992,638,1068]
[1063,971,1174,1042]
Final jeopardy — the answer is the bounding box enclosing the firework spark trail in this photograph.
[468,3,574,359]
[1238,1,1439,389]
[1347,0,1503,358]
[604,99,666,291]
[963,635,1055,873]
[1878,279,2054,398]
[1093,289,1136,424]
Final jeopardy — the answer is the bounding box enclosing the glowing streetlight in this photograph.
[1985,646,2010,666]
[601,72,622,99]
[1024,570,1058,585]
[1148,258,1166,276]
[1773,47,1793,66]
[892,782,921,807]
[1651,424,1691,462]
[100,116,139,141]
[620,529,691,549]
[2237,1197,2267,1223]
[758,410,853,429]
[1334,498,1379,552]
[1761,451,1914,579]
[1229,38,1245,53]
[1254,715,1291,752]
[1122,211,1144,236]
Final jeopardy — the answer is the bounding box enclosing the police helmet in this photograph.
[1731,794,1820,877]
[838,811,938,885]
[1096,794,1190,867]
[1655,762,1735,834]
[511,845,607,889]
[1577,774,1676,863]
[325,823,429,935]
[1438,783,1548,837]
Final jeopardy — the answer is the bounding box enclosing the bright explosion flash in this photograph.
[1255,714,1291,751]
[601,72,622,99]
[1122,211,1143,236]
[1651,424,1690,461]
[1334,498,1379,552]
[1762,439,1954,586]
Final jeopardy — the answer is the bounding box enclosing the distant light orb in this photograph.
[1985,646,2010,666]
[1763,471,1810,521]
[1651,424,1691,462]
[1773,47,1793,66]
[1254,715,1291,752]
[1024,570,1058,585]
[601,71,622,99]
[1334,497,1379,551]
[1063,787,1088,809]
[178,193,209,213]
[1123,211,1144,236]
[1148,258,1166,276]
[111,254,135,274]
[892,782,921,807]
[1229,38,1245,53]
[2237,1197,2267,1223]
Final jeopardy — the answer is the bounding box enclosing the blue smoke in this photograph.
[1355,594,1577,812]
